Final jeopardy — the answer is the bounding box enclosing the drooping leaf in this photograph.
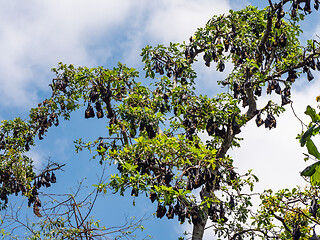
[305,105,320,122]
[306,139,320,159]
[301,161,320,177]
[300,125,316,147]
[311,165,320,185]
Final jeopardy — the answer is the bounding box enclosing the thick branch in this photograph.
[244,87,258,121]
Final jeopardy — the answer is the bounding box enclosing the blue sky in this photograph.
[1,0,320,239]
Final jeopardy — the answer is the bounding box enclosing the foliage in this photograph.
[1,1,320,239]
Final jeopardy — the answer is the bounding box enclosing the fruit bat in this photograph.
[233,82,241,98]
[139,121,146,132]
[215,126,226,138]
[156,203,167,219]
[159,64,164,75]
[209,211,219,222]
[267,83,272,95]
[232,118,241,134]
[45,172,51,182]
[181,77,188,85]
[265,113,276,129]
[164,169,174,185]
[166,205,174,219]
[283,87,291,97]
[212,50,218,62]
[229,196,235,210]
[304,0,312,13]
[191,206,200,225]
[307,68,314,81]
[231,23,237,37]
[214,178,221,190]
[162,93,169,102]
[224,35,230,52]
[40,174,51,188]
[159,103,165,113]
[54,115,59,126]
[35,195,41,207]
[316,59,320,70]
[194,170,203,189]
[203,52,212,67]
[131,188,138,197]
[51,172,56,183]
[186,176,194,190]
[33,204,42,217]
[240,47,248,59]
[28,195,35,207]
[95,101,104,119]
[242,95,249,108]
[102,86,112,102]
[38,132,44,140]
[309,196,319,218]
[219,202,225,219]
[204,168,213,181]
[293,226,301,240]
[25,142,30,151]
[154,61,160,73]
[36,178,42,189]
[178,207,187,223]
[265,40,272,52]
[89,87,99,103]
[174,201,181,215]
[218,61,225,72]
[254,86,262,96]
[287,69,298,82]
[184,47,192,59]
[275,83,282,95]
[282,95,291,106]
[0,192,8,205]
[85,103,95,118]
[309,58,316,70]
[208,203,216,216]
[216,38,223,54]
[146,125,156,139]
[279,33,287,47]
[315,0,319,10]
[149,192,157,203]
[277,4,285,18]
[230,169,237,181]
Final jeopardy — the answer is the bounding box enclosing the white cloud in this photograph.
[26,149,45,172]
[142,0,231,44]
[2,0,319,238]
[0,0,233,109]
[231,71,320,193]
[0,0,135,108]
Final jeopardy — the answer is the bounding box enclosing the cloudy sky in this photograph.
[1,0,320,239]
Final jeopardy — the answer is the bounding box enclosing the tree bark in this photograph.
[191,126,236,239]
[192,208,209,240]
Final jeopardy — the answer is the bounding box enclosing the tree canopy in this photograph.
[1,1,320,239]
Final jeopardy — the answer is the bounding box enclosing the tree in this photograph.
[1,0,320,239]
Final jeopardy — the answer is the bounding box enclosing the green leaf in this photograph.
[305,105,320,122]
[306,139,320,159]
[301,161,320,177]
[311,164,320,185]
[300,125,315,147]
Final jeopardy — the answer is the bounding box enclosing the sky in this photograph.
[0,0,320,239]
